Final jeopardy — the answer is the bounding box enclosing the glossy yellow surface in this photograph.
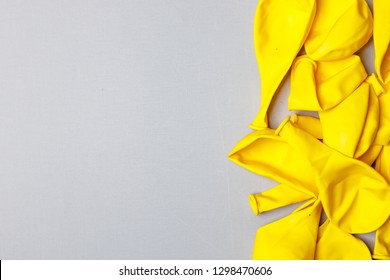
[373,145,390,260]
[277,118,390,234]
[230,117,390,234]
[228,128,318,197]
[305,0,372,61]
[289,55,367,112]
[250,0,316,129]
[230,0,390,260]
[252,199,321,260]
[291,114,322,139]
[371,0,390,259]
[319,82,379,158]
[315,220,372,260]
[249,183,312,215]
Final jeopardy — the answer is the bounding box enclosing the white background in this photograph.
[0,0,375,259]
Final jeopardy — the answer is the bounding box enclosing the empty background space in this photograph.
[0,0,376,259]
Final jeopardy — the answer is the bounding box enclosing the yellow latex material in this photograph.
[373,0,390,146]
[291,114,322,139]
[373,219,390,260]
[304,0,372,61]
[249,183,312,215]
[250,0,316,129]
[319,82,379,158]
[374,0,390,86]
[373,145,390,260]
[375,145,390,183]
[315,220,372,260]
[230,0,390,260]
[249,181,372,260]
[228,128,318,197]
[276,118,390,234]
[357,144,382,166]
[230,117,390,234]
[289,54,381,158]
[289,55,367,111]
[252,199,322,260]
[371,0,390,260]
[369,75,389,146]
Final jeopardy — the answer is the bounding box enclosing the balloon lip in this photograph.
[248,194,259,216]
[275,116,291,136]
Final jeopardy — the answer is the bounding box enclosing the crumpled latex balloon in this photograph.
[291,114,323,140]
[248,181,372,259]
[370,0,390,260]
[289,54,381,159]
[249,0,316,130]
[304,0,372,61]
[230,0,390,260]
[289,55,367,112]
[373,221,390,260]
[373,145,390,260]
[372,0,390,147]
[373,0,390,86]
[357,144,383,166]
[230,117,390,234]
[315,220,372,260]
[228,128,318,197]
[276,117,390,233]
[252,199,322,260]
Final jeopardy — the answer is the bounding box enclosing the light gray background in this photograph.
[0,0,375,259]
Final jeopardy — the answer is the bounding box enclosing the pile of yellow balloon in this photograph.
[228,0,390,260]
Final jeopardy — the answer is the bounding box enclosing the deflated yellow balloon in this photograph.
[229,117,390,234]
[253,199,321,260]
[372,0,390,146]
[289,55,367,112]
[304,0,372,61]
[369,1,390,259]
[357,144,383,166]
[315,220,372,260]
[373,0,390,86]
[373,217,390,260]
[276,117,390,234]
[230,0,390,260]
[373,145,390,260]
[319,82,379,158]
[289,55,381,159]
[249,183,313,215]
[250,0,316,129]
[228,128,318,197]
[291,114,323,140]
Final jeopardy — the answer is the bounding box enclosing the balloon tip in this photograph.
[248,194,259,216]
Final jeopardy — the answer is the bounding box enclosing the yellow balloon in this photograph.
[228,128,318,197]
[249,183,313,215]
[315,220,372,260]
[291,114,323,140]
[250,0,316,129]
[276,117,390,234]
[373,145,390,260]
[305,0,372,61]
[289,55,367,112]
[253,199,321,260]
